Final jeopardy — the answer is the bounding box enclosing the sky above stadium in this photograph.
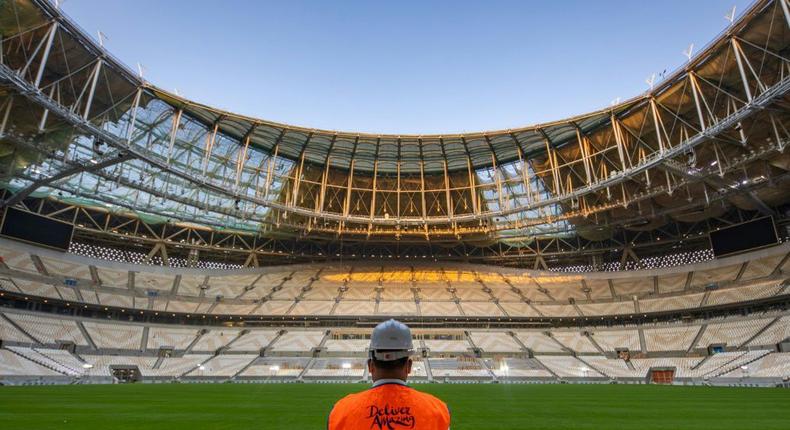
[63,0,752,134]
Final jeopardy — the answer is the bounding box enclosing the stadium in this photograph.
[0,0,789,428]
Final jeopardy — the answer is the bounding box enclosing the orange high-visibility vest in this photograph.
[328,382,450,430]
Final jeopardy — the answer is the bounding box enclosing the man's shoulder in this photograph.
[333,389,367,407]
[409,387,449,410]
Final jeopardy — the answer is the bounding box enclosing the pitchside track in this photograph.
[1,384,788,429]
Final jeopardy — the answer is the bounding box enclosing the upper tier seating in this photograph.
[696,318,773,348]
[538,356,604,378]
[0,314,38,343]
[514,331,566,353]
[270,330,326,352]
[589,329,641,352]
[706,281,784,306]
[1,238,786,320]
[306,358,366,377]
[241,358,309,377]
[745,316,790,346]
[190,329,242,352]
[422,339,472,353]
[490,358,553,378]
[156,354,212,377]
[323,338,370,354]
[82,321,144,350]
[583,357,644,378]
[468,331,522,352]
[147,327,201,350]
[428,357,490,378]
[227,330,278,352]
[190,354,258,377]
[550,331,599,353]
[643,325,702,351]
[4,313,88,346]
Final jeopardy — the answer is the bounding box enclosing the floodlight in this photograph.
[270,365,280,372]
[341,362,352,369]
[198,364,205,371]
[81,363,93,369]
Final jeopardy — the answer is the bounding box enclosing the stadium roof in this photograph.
[150,85,631,174]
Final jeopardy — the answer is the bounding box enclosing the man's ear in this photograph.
[406,358,413,374]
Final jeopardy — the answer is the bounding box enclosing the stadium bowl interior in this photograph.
[0,0,788,400]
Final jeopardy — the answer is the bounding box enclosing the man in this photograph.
[328,319,451,430]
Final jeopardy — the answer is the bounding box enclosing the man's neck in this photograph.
[371,378,407,387]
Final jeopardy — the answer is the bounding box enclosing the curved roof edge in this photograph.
[35,0,766,140]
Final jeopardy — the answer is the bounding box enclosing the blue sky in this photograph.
[63,0,751,134]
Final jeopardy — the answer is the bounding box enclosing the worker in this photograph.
[328,319,451,430]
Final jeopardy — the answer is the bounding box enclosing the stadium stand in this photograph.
[643,325,704,351]
[490,358,554,379]
[538,356,605,378]
[1,307,789,384]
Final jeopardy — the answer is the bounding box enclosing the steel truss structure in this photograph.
[0,0,788,268]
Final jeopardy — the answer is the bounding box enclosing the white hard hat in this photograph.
[369,319,414,361]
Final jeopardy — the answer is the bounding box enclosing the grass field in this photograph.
[1,383,789,429]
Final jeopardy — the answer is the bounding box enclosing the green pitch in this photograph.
[1,383,789,429]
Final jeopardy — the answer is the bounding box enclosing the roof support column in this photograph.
[688,73,707,131]
[318,156,330,213]
[0,96,13,137]
[648,98,666,153]
[575,128,592,184]
[419,161,427,221]
[396,160,401,220]
[515,144,532,205]
[370,159,379,229]
[33,21,58,88]
[542,133,561,196]
[291,150,306,207]
[610,114,627,172]
[235,132,253,189]
[769,113,788,152]
[732,38,767,94]
[263,144,279,200]
[83,59,103,121]
[125,87,143,145]
[443,159,453,219]
[466,157,478,215]
[343,160,355,217]
[201,122,219,174]
[731,38,754,102]
[165,108,182,164]
[781,0,790,29]
[37,84,56,131]
[491,152,504,210]
[20,21,56,82]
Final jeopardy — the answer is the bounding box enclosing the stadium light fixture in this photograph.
[198,364,206,371]
[270,365,280,372]
[341,362,352,369]
[81,363,93,369]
